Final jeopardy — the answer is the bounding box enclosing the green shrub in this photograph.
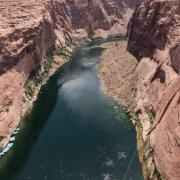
[25,83,35,97]
[144,105,155,123]
[55,48,70,57]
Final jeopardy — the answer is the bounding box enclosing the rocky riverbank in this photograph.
[99,41,138,106]
[99,40,152,179]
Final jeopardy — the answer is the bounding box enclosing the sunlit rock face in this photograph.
[127,0,180,179]
[0,0,141,150]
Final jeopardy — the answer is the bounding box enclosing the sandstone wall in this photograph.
[127,0,180,179]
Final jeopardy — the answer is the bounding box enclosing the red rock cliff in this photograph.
[0,0,141,150]
[127,0,180,179]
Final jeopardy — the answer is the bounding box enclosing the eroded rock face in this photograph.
[0,0,141,150]
[127,0,180,179]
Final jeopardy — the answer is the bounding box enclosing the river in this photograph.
[0,41,143,180]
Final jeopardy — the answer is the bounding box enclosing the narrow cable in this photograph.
[123,148,137,180]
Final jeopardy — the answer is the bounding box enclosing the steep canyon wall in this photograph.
[127,0,180,179]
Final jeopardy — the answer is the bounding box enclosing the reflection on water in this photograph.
[0,43,143,180]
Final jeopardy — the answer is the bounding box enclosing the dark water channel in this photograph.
[0,41,143,180]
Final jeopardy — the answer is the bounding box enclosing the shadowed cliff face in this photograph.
[127,0,180,179]
[0,0,141,150]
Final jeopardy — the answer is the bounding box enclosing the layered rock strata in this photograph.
[128,0,180,179]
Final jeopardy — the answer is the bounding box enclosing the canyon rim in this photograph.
[0,0,180,180]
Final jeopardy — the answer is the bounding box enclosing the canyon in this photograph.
[0,0,141,150]
[0,0,180,179]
